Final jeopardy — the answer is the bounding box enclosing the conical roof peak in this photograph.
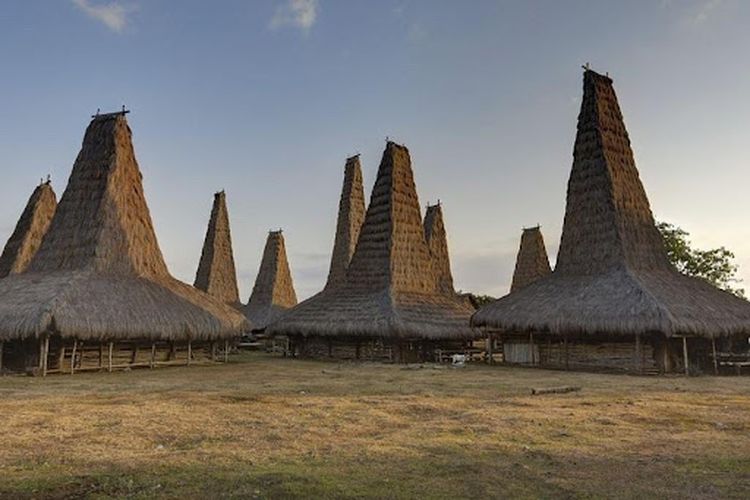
[245,230,298,329]
[194,190,240,306]
[28,114,170,277]
[0,182,58,278]
[325,154,365,289]
[510,226,551,293]
[424,202,454,293]
[555,69,670,275]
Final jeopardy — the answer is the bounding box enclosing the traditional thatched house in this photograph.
[0,112,248,375]
[194,191,241,307]
[325,155,365,290]
[268,142,477,362]
[244,230,298,331]
[473,70,750,374]
[509,226,551,293]
[0,181,57,278]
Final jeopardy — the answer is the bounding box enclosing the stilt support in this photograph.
[187,340,192,366]
[150,343,156,369]
[108,342,114,372]
[682,336,689,376]
[711,337,718,375]
[224,340,229,363]
[70,340,78,375]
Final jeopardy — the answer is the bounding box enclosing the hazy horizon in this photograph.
[1,0,749,300]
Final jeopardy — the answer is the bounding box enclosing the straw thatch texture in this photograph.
[0,181,57,278]
[473,70,750,338]
[325,155,365,289]
[424,203,454,293]
[244,230,298,329]
[0,112,248,341]
[194,191,241,306]
[269,142,476,340]
[509,226,551,293]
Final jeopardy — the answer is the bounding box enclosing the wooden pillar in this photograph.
[98,343,104,369]
[0,341,4,373]
[682,336,689,376]
[711,337,719,375]
[187,340,192,366]
[70,340,78,375]
[150,343,156,368]
[38,336,49,377]
[57,346,65,372]
[529,332,535,365]
[131,344,138,365]
[224,340,229,363]
[634,333,641,374]
[169,342,176,361]
[211,342,217,362]
[486,331,494,365]
[107,342,114,372]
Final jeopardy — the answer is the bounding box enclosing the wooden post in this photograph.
[211,342,217,362]
[0,341,4,373]
[40,335,49,377]
[529,332,535,365]
[634,333,641,374]
[98,343,104,369]
[150,343,156,368]
[131,344,138,365]
[486,331,493,364]
[107,342,114,372]
[224,340,229,363]
[187,340,192,366]
[682,336,689,376]
[711,337,719,375]
[70,340,78,375]
[169,342,176,361]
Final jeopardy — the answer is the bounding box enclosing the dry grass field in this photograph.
[0,352,749,499]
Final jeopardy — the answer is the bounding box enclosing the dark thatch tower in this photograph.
[0,112,248,374]
[509,226,551,293]
[424,203,454,293]
[0,181,57,278]
[194,191,241,307]
[269,142,476,361]
[472,70,750,373]
[244,230,298,330]
[325,155,365,289]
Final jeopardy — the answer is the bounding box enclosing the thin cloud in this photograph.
[270,0,318,33]
[72,0,135,33]
[691,0,723,24]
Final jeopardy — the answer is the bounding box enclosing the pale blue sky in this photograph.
[1,0,749,299]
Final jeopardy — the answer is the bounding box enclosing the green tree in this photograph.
[657,222,745,298]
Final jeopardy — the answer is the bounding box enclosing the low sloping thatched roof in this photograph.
[0,181,57,278]
[473,70,750,338]
[0,112,248,341]
[509,226,551,293]
[325,155,366,289]
[194,191,241,307]
[424,203,455,294]
[268,142,476,340]
[244,230,298,330]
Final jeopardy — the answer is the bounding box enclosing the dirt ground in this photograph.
[0,351,748,499]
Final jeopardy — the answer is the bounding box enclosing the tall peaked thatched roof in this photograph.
[473,70,750,338]
[194,191,241,306]
[509,226,551,293]
[424,203,454,293]
[325,155,365,289]
[0,181,57,278]
[244,230,298,330]
[268,142,476,340]
[0,112,248,341]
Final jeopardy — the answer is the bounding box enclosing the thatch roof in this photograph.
[424,203,454,293]
[0,181,57,278]
[325,155,365,289]
[194,191,241,307]
[472,70,750,338]
[244,230,298,330]
[268,142,476,340]
[0,112,248,341]
[509,226,551,293]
